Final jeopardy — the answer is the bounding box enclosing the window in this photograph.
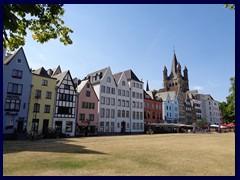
[137,112,139,119]
[170,106,171,110]
[118,89,121,96]
[136,102,139,108]
[140,103,143,109]
[89,114,94,121]
[122,90,125,96]
[111,109,115,118]
[126,111,129,118]
[35,89,42,98]
[126,101,129,107]
[65,121,73,132]
[105,122,109,132]
[111,88,115,94]
[126,91,129,97]
[59,93,73,102]
[17,58,22,63]
[127,123,129,129]
[12,69,23,79]
[107,77,111,83]
[133,82,135,87]
[117,123,120,128]
[106,97,110,105]
[42,79,48,86]
[136,92,139,99]
[57,106,72,114]
[106,87,110,94]
[101,97,105,104]
[111,98,115,106]
[99,122,104,132]
[100,108,105,118]
[133,101,136,108]
[133,123,136,130]
[122,81,126,86]
[118,99,121,106]
[87,83,90,88]
[133,111,136,119]
[32,119,39,131]
[101,86,105,93]
[106,109,110,118]
[140,112,143,120]
[140,93,142,99]
[5,99,21,111]
[166,106,168,110]
[79,113,85,120]
[136,123,139,130]
[86,90,91,97]
[111,122,114,132]
[136,83,139,88]
[122,110,125,118]
[64,85,70,90]
[140,84,143,89]
[132,92,135,98]
[46,91,52,99]
[7,83,23,95]
[118,110,121,117]
[33,103,40,112]
[44,105,50,113]
[122,100,125,107]
[140,123,143,130]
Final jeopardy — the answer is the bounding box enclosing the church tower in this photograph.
[162,52,189,93]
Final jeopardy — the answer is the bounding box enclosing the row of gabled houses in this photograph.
[3,47,221,139]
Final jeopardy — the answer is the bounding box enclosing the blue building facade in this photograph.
[3,47,32,137]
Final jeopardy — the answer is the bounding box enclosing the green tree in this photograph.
[3,4,73,51]
[219,77,235,123]
[224,4,235,11]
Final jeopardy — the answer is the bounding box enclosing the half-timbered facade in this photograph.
[51,69,77,136]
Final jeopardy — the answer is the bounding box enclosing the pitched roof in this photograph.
[113,72,122,85]
[4,47,32,73]
[76,79,88,93]
[52,65,62,76]
[32,67,51,78]
[52,70,69,87]
[85,67,109,85]
[124,69,142,82]
[155,91,176,101]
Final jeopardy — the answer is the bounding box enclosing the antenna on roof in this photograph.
[173,46,175,53]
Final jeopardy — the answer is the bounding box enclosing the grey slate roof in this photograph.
[124,69,142,82]
[52,70,69,87]
[33,67,51,78]
[113,72,123,84]
[85,67,109,85]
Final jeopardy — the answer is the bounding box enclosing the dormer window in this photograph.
[122,81,126,86]
[107,77,111,83]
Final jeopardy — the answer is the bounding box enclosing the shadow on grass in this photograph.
[3,138,107,155]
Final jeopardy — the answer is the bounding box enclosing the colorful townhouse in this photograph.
[85,67,118,134]
[76,79,99,136]
[3,47,32,139]
[27,67,56,135]
[144,89,163,132]
[113,71,131,133]
[155,91,179,123]
[48,66,77,137]
[124,69,144,133]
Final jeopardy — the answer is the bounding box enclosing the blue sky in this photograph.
[20,4,234,102]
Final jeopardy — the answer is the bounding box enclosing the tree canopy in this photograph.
[3,4,73,51]
[219,77,235,123]
[224,4,235,11]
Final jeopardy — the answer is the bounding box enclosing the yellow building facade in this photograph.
[27,67,56,134]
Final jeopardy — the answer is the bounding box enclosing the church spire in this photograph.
[171,52,178,77]
[146,80,149,91]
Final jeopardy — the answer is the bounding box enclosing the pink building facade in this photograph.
[76,79,99,136]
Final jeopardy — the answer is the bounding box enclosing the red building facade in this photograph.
[144,91,163,131]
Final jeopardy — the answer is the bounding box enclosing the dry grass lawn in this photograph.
[3,133,235,176]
